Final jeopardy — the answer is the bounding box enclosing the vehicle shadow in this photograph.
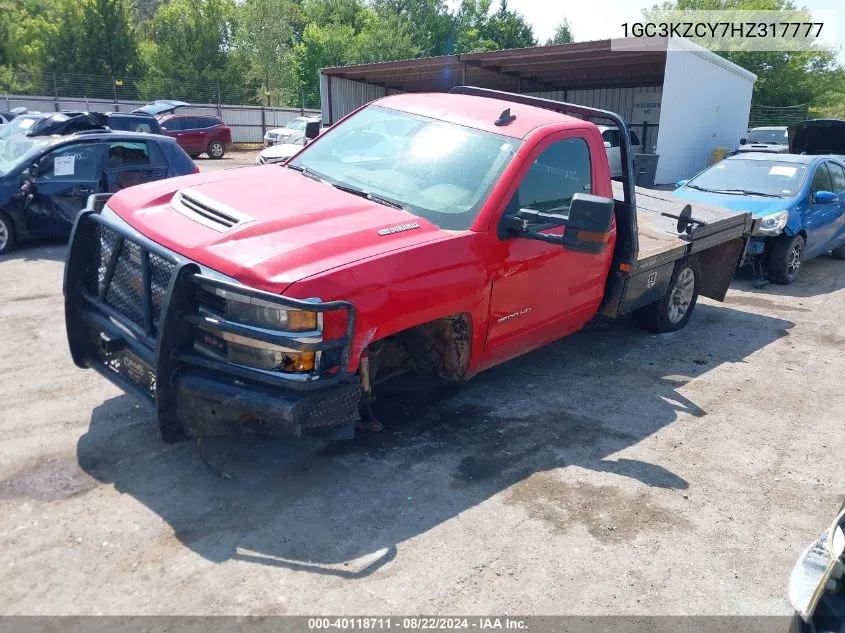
[0,241,67,264]
[733,254,845,299]
[76,303,792,578]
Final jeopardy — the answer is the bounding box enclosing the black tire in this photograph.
[0,211,15,255]
[207,140,225,159]
[189,153,201,159]
[632,257,701,333]
[768,233,805,284]
[831,243,845,260]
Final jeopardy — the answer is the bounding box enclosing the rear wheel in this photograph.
[207,140,225,159]
[632,257,701,333]
[0,211,15,255]
[768,233,804,284]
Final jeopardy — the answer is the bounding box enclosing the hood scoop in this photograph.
[172,188,254,232]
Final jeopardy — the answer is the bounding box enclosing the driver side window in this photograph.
[36,143,107,181]
[509,138,592,215]
[811,163,833,195]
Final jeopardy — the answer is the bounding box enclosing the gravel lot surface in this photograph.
[0,226,843,615]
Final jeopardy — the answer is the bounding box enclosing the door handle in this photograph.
[76,187,94,195]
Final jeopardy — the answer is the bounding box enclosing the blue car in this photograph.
[673,152,845,284]
[0,112,196,255]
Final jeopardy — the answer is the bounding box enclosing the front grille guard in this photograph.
[65,210,357,441]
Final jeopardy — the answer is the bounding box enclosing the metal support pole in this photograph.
[112,77,118,109]
[326,75,333,125]
[52,73,59,112]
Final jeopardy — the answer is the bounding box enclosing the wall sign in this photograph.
[632,92,662,124]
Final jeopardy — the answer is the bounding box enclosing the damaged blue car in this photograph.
[673,120,845,284]
[0,111,196,255]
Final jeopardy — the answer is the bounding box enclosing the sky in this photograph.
[500,0,845,63]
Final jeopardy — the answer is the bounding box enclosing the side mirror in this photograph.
[501,193,614,254]
[304,121,320,140]
[675,179,689,188]
[739,137,747,145]
[603,141,612,149]
[813,190,838,204]
[561,194,615,253]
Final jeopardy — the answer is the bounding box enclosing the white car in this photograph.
[256,138,305,165]
[598,125,642,179]
[263,116,322,146]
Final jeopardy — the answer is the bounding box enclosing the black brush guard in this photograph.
[64,209,362,442]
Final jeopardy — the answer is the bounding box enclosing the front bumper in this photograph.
[63,209,362,442]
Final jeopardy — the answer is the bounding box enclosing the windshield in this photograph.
[688,158,808,197]
[288,105,521,230]
[285,119,308,131]
[0,135,52,176]
[746,128,788,144]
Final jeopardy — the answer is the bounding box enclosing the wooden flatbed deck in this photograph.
[612,182,752,270]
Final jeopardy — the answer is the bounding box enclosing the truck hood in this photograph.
[788,119,845,155]
[672,186,793,217]
[108,165,449,292]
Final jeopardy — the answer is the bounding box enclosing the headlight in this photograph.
[757,210,789,236]
[788,508,845,622]
[195,286,320,374]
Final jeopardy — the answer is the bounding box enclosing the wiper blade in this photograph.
[713,188,782,198]
[286,163,321,181]
[331,182,405,210]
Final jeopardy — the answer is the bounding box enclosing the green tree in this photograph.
[290,3,419,108]
[546,17,574,45]
[453,0,535,53]
[237,0,301,104]
[486,0,536,49]
[82,0,141,77]
[139,0,257,103]
[291,22,357,107]
[372,0,455,56]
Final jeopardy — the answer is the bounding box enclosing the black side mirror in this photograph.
[500,193,615,254]
[561,194,615,253]
[304,121,320,140]
[739,137,747,145]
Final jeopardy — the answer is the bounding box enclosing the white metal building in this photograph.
[319,37,756,184]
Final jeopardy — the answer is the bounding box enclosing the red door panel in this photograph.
[482,130,615,363]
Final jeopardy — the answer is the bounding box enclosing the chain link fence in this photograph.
[0,69,314,110]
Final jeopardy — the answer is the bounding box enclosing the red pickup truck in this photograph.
[64,88,756,442]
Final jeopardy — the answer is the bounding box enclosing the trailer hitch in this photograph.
[662,204,707,238]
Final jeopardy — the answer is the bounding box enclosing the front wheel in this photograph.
[0,211,16,255]
[207,140,225,159]
[632,258,701,333]
[768,233,804,284]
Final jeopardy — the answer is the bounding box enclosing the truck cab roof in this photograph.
[374,92,586,140]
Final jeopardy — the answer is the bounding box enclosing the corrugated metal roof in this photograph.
[322,37,756,93]
[322,39,667,92]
